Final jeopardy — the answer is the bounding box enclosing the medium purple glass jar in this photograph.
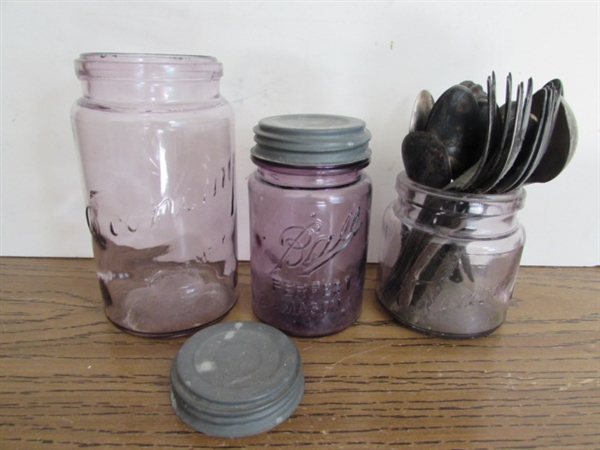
[71,53,238,337]
[377,171,526,338]
[248,114,372,337]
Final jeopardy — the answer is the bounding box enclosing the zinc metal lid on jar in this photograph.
[170,321,304,438]
[251,114,372,167]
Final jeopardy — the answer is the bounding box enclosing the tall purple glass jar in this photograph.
[248,114,372,337]
[71,53,238,337]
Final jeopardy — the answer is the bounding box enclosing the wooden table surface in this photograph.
[1,258,598,449]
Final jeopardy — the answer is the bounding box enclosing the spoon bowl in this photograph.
[409,90,435,133]
[425,85,482,178]
[526,96,577,184]
[401,131,452,189]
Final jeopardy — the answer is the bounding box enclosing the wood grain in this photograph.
[1,258,598,449]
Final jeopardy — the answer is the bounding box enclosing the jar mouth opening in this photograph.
[75,53,223,80]
[397,171,526,203]
[397,171,526,217]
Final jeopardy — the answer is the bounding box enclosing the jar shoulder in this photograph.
[249,169,372,192]
[71,96,233,117]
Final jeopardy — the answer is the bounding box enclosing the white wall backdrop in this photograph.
[2,1,599,266]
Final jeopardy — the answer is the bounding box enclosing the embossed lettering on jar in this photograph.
[249,114,372,336]
[71,53,238,337]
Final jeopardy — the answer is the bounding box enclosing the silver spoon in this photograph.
[425,84,481,178]
[408,90,435,133]
[401,131,452,189]
[526,95,577,184]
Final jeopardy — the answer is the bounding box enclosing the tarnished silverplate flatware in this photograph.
[496,81,562,192]
[476,78,527,193]
[526,90,577,184]
[445,73,498,192]
[401,131,452,189]
[425,84,481,178]
[409,90,435,133]
[498,78,533,181]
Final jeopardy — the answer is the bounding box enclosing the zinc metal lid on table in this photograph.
[170,321,304,438]
[251,114,372,167]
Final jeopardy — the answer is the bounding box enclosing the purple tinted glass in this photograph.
[249,114,372,337]
[71,53,238,337]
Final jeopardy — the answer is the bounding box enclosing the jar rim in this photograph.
[75,53,223,80]
[251,155,370,172]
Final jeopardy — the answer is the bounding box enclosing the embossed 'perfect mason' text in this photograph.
[272,276,354,316]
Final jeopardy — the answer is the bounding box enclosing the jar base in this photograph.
[252,306,361,338]
[377,295,503,339]
[392,316,502,339]
[106,299,238,339]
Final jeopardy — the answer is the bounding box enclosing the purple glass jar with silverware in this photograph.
[377,72,578,338]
